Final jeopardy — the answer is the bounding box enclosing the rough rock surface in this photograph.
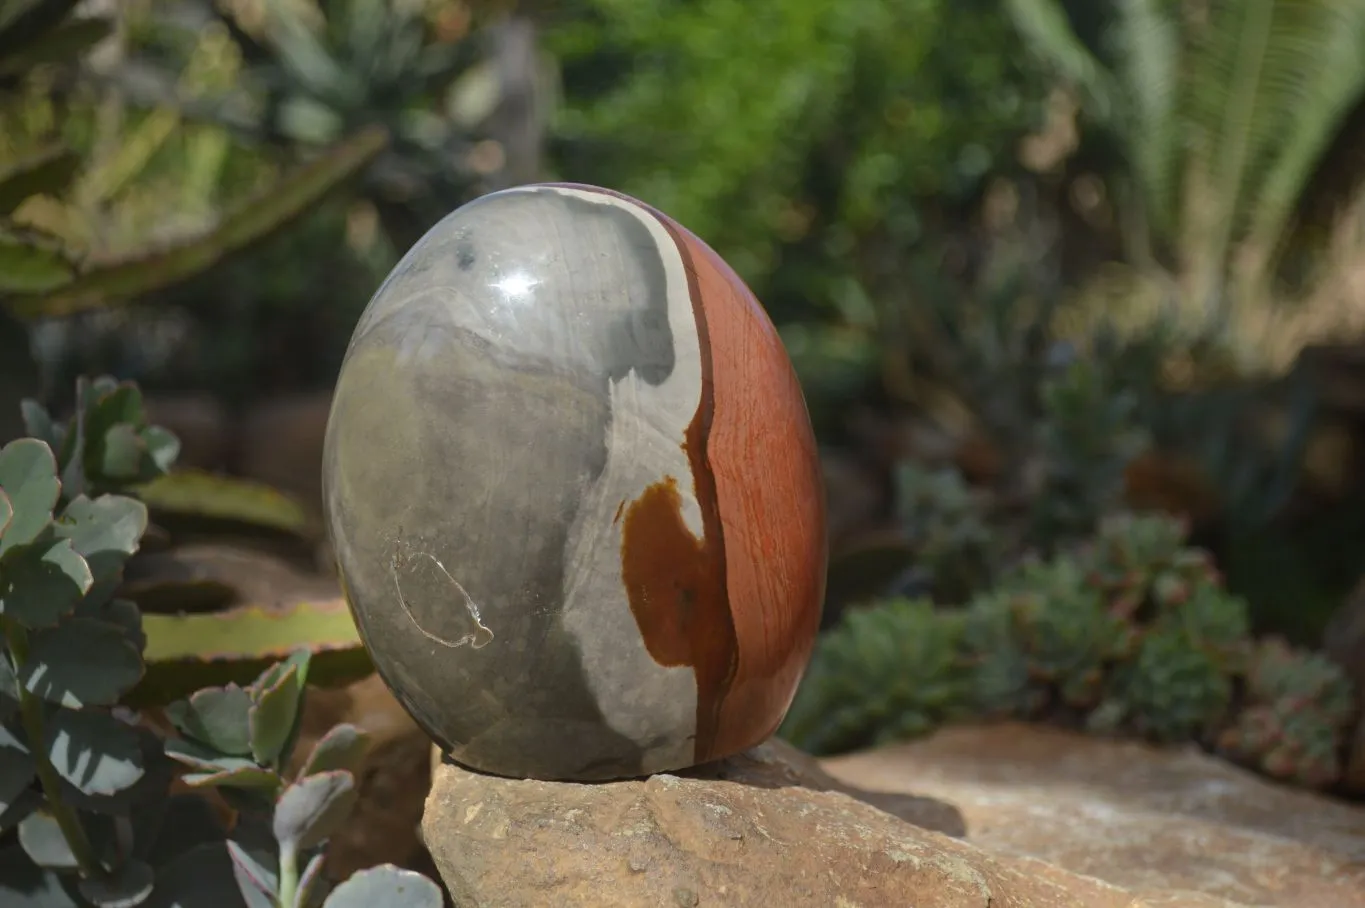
[823,723,1365,908]
[422,735,1260,907]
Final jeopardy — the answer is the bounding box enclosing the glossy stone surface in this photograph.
[322,183,827,781]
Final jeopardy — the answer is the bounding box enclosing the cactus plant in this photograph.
[1217,637,1357,789]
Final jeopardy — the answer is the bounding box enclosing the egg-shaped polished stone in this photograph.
[322,182,827,781]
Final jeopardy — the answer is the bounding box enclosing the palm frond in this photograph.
[1107,0,1182,240]
[1243,3,1365,268]
[1005,0,1118,122]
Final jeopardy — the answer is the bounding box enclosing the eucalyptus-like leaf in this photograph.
[0,649,18,718]
[181,765,281,792]
[139,426,179,475]
[17,809,78,870]
[83,598,146,654]
[0,536,94,627]
[249,664,303,767]
[98,424,145,481]
[165,684,253,756]
[0,787,41,833]
[300,723,368,777]
[0,488,12,538]
[45,707,145,797]
[272,770,357,852]
[82,384,142,452]
[60,725,169,816]
[23,617,144,707]
[19,400,59,451]
[320,864,442,908]
[294,851,328,908]
[77,858,155,908]
[225,839,278,908]
[0,438,59,556]
[54,494,149,583]
[0,843,83,907]
[0,719,36,816]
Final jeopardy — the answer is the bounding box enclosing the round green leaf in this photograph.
[321,864,442,908]
[17,809,78,870]
[0,788,41,833]
[58,725,169,816]
[0,843,83,907]
[138,427,179,475]
[0,648,19,710]
[0,438,59,556]
[0,722,36,821]
[248,664,303,767]
[165,684,253,757]
[45,708,145,797]
[86,598,146,654]
[54,494,149,584]
[22,617,144,707]
[225,839,277,908]
[98,424,146,481]
[77,858,155,908]
[272,770,357,852]
[300,723,368,777]
[19,400,58,450]
[0,488,12,538]
[0,537,94,627]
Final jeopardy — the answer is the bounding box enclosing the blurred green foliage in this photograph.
[550,0,1049,323]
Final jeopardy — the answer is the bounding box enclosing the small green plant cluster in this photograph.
[782,512,1359,791]
[0,377,441,906]
[1217,636,1358,789]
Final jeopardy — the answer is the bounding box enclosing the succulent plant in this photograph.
[157,649,443,908]
[1217,637,1357,790]
[0,428,157,905]
[0,375,442,906]
[779,598,974,755]
[983,555,1135,712]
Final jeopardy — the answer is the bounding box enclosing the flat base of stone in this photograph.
[421,735,1225,907]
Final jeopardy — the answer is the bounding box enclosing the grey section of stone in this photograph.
[323,186,696,780]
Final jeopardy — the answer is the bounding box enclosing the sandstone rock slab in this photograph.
[421,736,1241,907]
[823,723,1365,908]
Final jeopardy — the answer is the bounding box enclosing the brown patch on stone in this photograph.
[620,473,736,764]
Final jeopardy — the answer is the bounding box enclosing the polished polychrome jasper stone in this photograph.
[322,182,827,781]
